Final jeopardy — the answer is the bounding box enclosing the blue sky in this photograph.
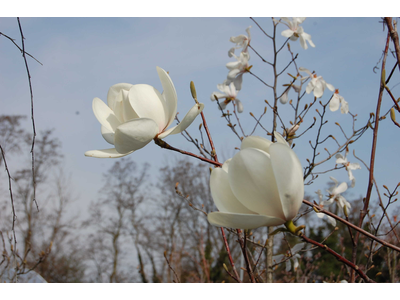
[1,16,399,221]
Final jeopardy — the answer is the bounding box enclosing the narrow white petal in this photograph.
[92,97,121,132]
[340,98,349,114]
[329,95,340,112]
[85,148,133,158]
[299,36,308,50]
[101,125,115,145]
[207,212,285,230]
[285,260,291,272]
[313,80,324,98]
[305,82,314,94]
[269,143,304,220]
[210,167,256,214]
[156,67,178,128]
[326,83,335,92]
[128,84,166,132]
[114,118,159,153]
[157,103,204,139]
[235,99,244,113]
[327,215,337,226]
[229,148,285,219]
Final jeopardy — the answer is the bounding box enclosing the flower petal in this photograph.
[107,83,133,112]
[157,103,204,139]
[101,125,115,145]
[274,131,289,146]
[92,97,121,132]
[85,148,133,158]
[241,135,273,154]
[114,118,159,153]
[281,29,294,38]
[156,67,178,129]
[210,167,256,214]
[207,212,285,230]
[128,84,166,132]
[269,143,304,220]
[228,148,285,219]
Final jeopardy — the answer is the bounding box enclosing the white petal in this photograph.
[272,254,284,264]
[85,148,133,158]
[313,80,324,98]
[207,212,285,230]
[211,92,226,101]
[157,103,204,139]
[92,97,121,132]
[241,135,273,154]
[114,118,159,153]
[316,212,325,219]
[101,125,115,145]
[299,35,307,50]
[281,29,294,38]
[333,182,348,195]
[107,83,133,112]
[329,95,340,112]
[340,98,349,114]
[299,67,312,76]
[327,215,337,226]
[210,167,256,214]
[269,143,304,220]
[228,148,285,219]
[305,82,314,94]
[235,99,244,113]
[285,260,291,272]
[326,83,335,92]
[128,84,166,132]
[156,67,178,129]
[291,243,305,253]
[280,91,289,104]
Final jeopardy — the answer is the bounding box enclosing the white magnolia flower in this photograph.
[323,177,351,217]
[315,190,336,226]
[85,67,204,158]
[330,89,349,114]
[226,51,250,91]
[335,148,361,188]
[211,81,243,113]
[272,243,305,272]
[280,17,315,50]
[207,133,304,230]
[229,26,251,56]
[300,67,335,98]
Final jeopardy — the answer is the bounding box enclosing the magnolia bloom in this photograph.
[300,67,335,98]
[207,133,304,230]
[335,148,361,188]
[280,17,315,50]
[229,26,251,56]
[330,89,349,114]
[85,67,204,158]
[226,51,250,91]
[272,243,305,272]
[211,81,243,113]
[323,177,351,217]
[315,190,336,226]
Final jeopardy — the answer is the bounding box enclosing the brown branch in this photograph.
[299,233,375,283]
[303,199,400,253]
[385,18,400,73]
[154,138,222,167]
[351,30,391,282]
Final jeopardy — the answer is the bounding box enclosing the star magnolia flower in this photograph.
[335,148,361,188]
[272,243,305,272]
[280,17,315,50]
[323,177,351,217]
[207,132,304,230]
[300,67,335,98]
[85,67,204,158]
[315,189,336,226]
[228,26,251,56]
[226,51,250,91]
[211,81,243,113]
[330,89,349,114]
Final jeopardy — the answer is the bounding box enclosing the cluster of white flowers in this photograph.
[210,27,252,113]
[85,67,204,158]
[279,17,315,50]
